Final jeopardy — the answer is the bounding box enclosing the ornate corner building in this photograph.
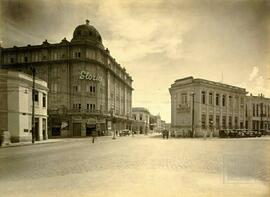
[0,20,133,138]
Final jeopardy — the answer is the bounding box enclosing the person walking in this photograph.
[92,126,99,143]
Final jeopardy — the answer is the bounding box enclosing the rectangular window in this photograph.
[87,104,89,110]
[10,58,14,63]
[253,103,255,116]
[93,86,96,93]
[229,96,233,108]
[201,114,206,129]
[216,115,220,129]
[216,94,220,106]
[228,116,232,129]
[140,114,143,121]
[78,104,81,109]
[24,56,28,62]
[181,93,187,104]
[222,116,226,129]
[93,104,95,110]
[74,85,80,92]
[201,91,206,104]
[34,90,39,102]
[209,92,213,105]
[222,95,226,107]
[234,117,238,128]
[42,93,46,107]
[90,86,93,92]
[75,52,81,58]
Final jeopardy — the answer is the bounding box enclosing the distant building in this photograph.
[0,70,48,142]
[132,107,150,134]
[245,94,270,131]
[169,77,247,137]
[0,20,133,138]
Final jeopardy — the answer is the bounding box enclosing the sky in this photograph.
[1,0,270,123]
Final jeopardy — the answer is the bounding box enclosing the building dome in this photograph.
[71,20,102,43]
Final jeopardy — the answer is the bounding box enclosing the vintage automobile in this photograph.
[119,130,131,136]
[219,129,262,138]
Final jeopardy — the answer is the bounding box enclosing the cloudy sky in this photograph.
[1,0,270,122]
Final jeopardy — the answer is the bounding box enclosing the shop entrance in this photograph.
[73,123,81,136]
[86,124,96,136]
[34,118,39,141]
[52,127,61,136]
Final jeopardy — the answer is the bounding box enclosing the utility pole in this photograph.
[31,66,36,144]
[191,92,195,137]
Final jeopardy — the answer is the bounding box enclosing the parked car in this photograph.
[119,130,130,136]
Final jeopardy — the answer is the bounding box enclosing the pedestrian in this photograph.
[92,129,98,143]
[162,130,165,139]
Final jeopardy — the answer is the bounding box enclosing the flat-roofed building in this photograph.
[245,94,270,132]
[0,70,48,142]
[169,77,247,137]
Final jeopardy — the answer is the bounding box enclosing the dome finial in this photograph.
[86,19,90,25]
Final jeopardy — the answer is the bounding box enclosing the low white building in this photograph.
[0,70,48,142]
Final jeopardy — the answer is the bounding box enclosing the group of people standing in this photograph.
[162,130,169,139]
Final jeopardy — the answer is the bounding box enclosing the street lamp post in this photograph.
[31,66,36,144]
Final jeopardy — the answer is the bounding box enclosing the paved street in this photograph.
[0,135,270,197]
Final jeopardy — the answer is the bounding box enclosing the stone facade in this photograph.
[0,70,48,142]
[245,94,270,132]
[132,107,150,134]
[0,20,133,138]
[169,77,248,137]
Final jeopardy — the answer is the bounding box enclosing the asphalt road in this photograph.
[0,135,270,197]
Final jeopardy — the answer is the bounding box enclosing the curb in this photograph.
[0,139,63,149]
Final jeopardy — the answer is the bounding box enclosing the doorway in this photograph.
[34,118,39,141]
[73,123,81,137]
[86,124,96,136]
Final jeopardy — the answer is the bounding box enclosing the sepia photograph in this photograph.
[0,0,270,196]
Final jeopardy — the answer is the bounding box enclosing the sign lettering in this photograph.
[79,71,102,82]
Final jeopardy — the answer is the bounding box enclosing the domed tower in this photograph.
[71,19,104,49]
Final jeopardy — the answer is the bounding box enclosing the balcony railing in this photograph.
[176,103,190,112]
[68,109,101,114]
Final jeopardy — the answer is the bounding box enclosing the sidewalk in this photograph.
[0,136,115,148]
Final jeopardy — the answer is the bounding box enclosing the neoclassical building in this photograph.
[0,20,133,138]
[0,70,48,142]
[245,94,270,132]
[169,77,247,137]
[132,107,150,134]
[169,76,270,137]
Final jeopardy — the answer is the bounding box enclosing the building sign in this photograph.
[79,71,102,82]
